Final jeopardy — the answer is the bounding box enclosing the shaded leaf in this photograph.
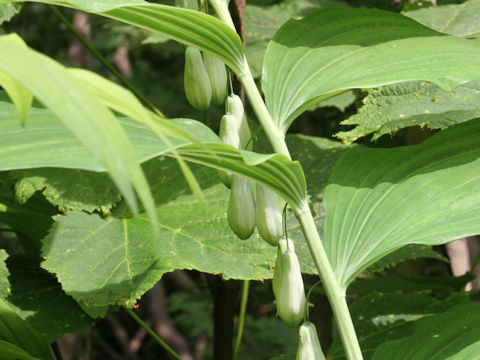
[0,299,51,359]
[336,81,480,144]
[0,340,40,360]
[324,120,480,288]
[5,256,92,344]
[372,301,480,360]
[329,292,469,360]
[363,244,447,274]
[405,0,480,38]
[263,7,480,131]
[0,250,10,298]
[10,169,120,215]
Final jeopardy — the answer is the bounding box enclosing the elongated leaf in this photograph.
[0,34,157,226]
[405,0,480,38]
[372,301,480,360]
[336,81,480,144]
[263,7,480,131]
[0,299,51,360]
[0,340,40,360]
[0,100,306,210]
[2,0,245,73]
[324,120,480,288]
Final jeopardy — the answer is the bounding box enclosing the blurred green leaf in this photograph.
[0,340,40,360]
[329,292,469,360]
[0,3,21,25]
[372,301,480,360]
[0,250,10,298]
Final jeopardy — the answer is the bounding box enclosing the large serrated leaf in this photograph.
[324,120,480,288]
[262,7,480,132]
[0,250,10,299]
[336,81,480,144]
[405,0,480,38]
[372,301,480,360]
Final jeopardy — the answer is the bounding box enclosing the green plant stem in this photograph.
[125,308,182,360]
[49,5,164,117]
[209,0,236,30]
[238,66,291,159]
[234,280,250,360]
[297,201,363,360]
[216,7,363,360]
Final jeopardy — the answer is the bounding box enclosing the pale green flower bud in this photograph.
[296,322,326,360]
[184,47,211,111]
[255,184,283,246]
[218,114,240,187]
[228,175,256,239]
[226,94,252,150]
[273,237,306,327]
[203,53,227,105]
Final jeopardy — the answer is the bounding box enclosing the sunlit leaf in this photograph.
[324,120,480,288]
[263,7,480,132]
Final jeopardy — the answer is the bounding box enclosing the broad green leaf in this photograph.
[262,7,480,132]
[0,3,21,25]
[405,0,480,38]
[0,250,10,299]
[245,0,345,78]
[5,256,91,343]
[2,0,245,73]
[372,301,480,360]
[336,81,480,144]
[0,34,156,227]
[324,120,480,288]
[0,340,40,360]
[329,292,469,360]
[0,299,51,360]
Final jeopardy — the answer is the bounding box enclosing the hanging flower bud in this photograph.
[226,94,252,150]
[218,114,240,187]
[203,53,227,105]
[184,47,211,111]
[296,322,326,360]
[228,175,256,239]
[255,184,283,246]
[273,237,306,327]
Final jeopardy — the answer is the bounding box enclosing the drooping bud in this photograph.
[203,52,227,105]
[184,47,211,111]
[226,94,252,150]
[218,114,240,187]
[272,237,306,327]
[228,175,256,239]
[296,322,326,360]
[255,184,283,246]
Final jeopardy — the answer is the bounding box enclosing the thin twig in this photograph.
[126,307,182,360]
